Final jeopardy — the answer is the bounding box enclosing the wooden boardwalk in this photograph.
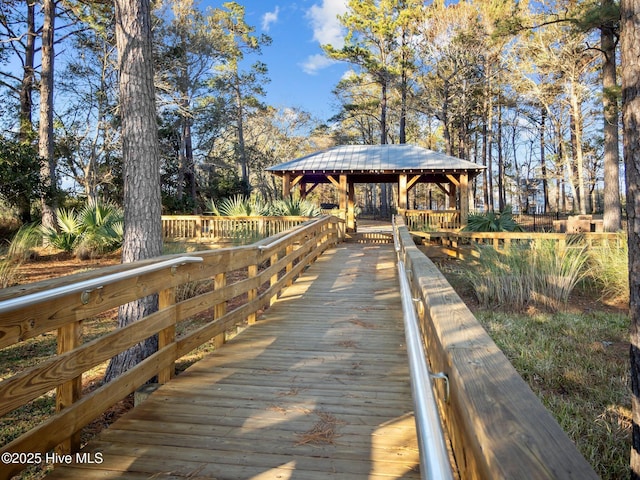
[47,241,421,480]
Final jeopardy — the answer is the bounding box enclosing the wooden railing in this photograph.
[161,215,311,242]
[402,209,460,231]
[0,215,344,479]
[414,229,622,260]
[393,216,598,479]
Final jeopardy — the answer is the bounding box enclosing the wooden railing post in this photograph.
[214,272,227,348]
[248,263,258,325]
[56,320,83,454]
[157,286,176,384]
[270,251,279,306]
[285,244,294,287]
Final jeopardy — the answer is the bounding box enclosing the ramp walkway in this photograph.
[47,241,421,479]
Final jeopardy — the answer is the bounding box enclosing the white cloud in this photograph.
[306,0,348,48]
[300,54,336,75]
[262,6,279,32]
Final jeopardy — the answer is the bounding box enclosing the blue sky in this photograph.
[203,1,351,122]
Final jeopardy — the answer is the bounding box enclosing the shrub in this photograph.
[270,195,320,217]
[213,195,270,217]
[464,206,523,232]
[43,199,123,259]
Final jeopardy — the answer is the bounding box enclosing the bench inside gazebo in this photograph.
[267,144,486,231]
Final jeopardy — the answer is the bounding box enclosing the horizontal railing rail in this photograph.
[393,215,598,479]
[0,215,344,479]
[393,222,454,480]
[413,229,622,260]
[0,256,204,315]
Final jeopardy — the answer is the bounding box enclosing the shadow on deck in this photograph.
[47,242,421,479]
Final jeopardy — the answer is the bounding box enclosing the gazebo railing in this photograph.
[403,210,460,231]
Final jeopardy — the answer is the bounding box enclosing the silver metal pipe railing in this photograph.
[0,256,203,315]
[394,224,454,479]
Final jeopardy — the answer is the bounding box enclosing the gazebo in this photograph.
[267,144,485,231]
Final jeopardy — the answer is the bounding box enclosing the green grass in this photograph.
[477,308,630,479]
[436,253,630,479]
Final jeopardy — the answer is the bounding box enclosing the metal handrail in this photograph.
[0,256,203,315]
[394,226,454,479]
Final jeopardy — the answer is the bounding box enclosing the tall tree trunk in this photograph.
[400,67,407,144]
[540,107,549,213]
[602,2,622,231]
[39,0,57,231]
[184,119,196,211]
[380,78,388,145]
[481,97,489,211]
[621,0,640,476]
[235,73,249,187]
[105,0,163,382]
[442,79,452,156]
[497,102,504,211]
[19,0,35,143]
[569,82,587,214]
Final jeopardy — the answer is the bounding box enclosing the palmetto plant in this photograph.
[464,206,523,232]
[43,199,124,258]
[270,195,321,217]
[216,195,270,217]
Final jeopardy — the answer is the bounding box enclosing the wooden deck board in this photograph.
[47,243,421,479]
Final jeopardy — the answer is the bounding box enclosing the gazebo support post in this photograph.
[348,180,356,232]
[398,174,408,213]
[460,173,469,226]
[282,173,291,198]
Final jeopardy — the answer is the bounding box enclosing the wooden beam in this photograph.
[446,174,460,187]
[407,174,422,190]
[326,175,340,188]
[290,175,304,188]
[305,182,320,196]
[435,182,450,196]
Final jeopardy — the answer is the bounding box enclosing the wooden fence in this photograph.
[161,215,310,243]
[393,216,599,479]
[0,216,344,479]
[413,229,623,260]
[402,210,461,231]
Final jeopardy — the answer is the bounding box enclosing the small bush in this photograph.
[42,200,123,259]
[464,206,523,232]
[270,195,320,217]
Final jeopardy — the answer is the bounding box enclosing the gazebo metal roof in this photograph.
[267,144,485,175]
